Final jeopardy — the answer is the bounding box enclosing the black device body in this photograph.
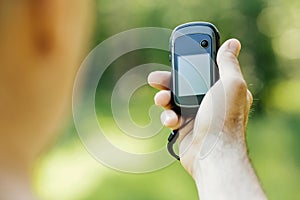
[170,22,220,111]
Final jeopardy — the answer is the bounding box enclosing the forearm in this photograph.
[192,132,267,200]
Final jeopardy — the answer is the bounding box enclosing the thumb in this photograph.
[217,39,243,80]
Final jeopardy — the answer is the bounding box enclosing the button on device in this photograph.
[169,54,172,62]
[200,40,209,48]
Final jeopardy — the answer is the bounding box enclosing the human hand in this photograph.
[148,39,253,177]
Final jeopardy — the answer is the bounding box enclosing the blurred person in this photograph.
[148,39,268,199]
[0,1,94,199]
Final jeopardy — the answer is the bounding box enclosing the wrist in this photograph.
[191,130,247,177]
[191,132,266,200]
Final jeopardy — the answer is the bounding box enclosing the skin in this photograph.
[148,39,267,199]
[0,1,94,199]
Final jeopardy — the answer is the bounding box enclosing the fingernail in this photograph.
[161,112,171,125]
[228,39,241,55]
[228,40,238,51]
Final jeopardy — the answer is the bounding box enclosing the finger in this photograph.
[217,38,243,80]
[161,110,181,130]
[154,90,172,108]
[148,71,171,90]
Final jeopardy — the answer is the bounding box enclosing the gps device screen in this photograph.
[177,53,211,97]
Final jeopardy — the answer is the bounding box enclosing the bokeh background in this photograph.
[33,0,300,199]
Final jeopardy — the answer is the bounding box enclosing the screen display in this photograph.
[177,53,211,97]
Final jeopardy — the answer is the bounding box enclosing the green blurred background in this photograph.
[34,0,300,199]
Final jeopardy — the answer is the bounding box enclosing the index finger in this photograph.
[147,71,171,90]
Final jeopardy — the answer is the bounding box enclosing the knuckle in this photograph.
[223,77,248,95]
